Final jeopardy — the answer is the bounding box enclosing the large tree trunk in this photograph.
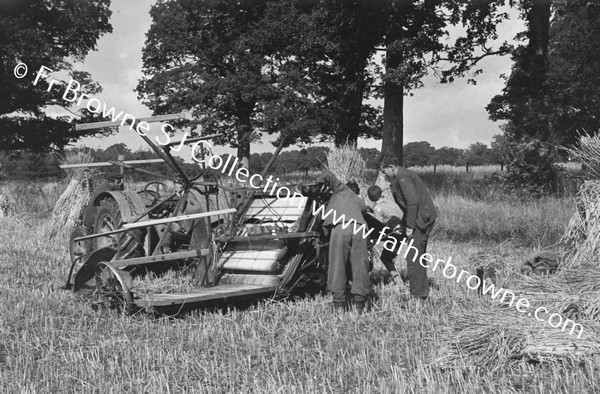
[528,0,551,60]
[527,0,552,140]
[236,110,252,169]
[335,87,363,147]
[334,61,367,147]
[382,48,404,164]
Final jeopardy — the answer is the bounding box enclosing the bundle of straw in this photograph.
[44,151,96,239]
[561,180,600,268]
[564,133,600,179]
[438,307,600,370]
[325,144,369,198]
[509,261,600,319]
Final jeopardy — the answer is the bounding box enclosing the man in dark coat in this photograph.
[316,170,372,313]
[379,157,437,300]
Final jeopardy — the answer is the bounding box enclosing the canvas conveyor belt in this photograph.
[217,194,310,287]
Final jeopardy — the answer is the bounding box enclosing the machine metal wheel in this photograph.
[93,197,145,259]
[94,262,135,315]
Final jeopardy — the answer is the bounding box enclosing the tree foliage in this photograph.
[465,142,494,165]
[546,0,600,142]
[486,0,558,194]
[0,0,113,152]
[403,141,436,167]
[380,0,511,164]
[433,147,466,166]
[137,0,331,168]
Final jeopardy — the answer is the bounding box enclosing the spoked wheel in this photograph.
[94,261,135,315]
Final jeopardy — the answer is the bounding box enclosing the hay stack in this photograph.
[44,151,96,239]
[565,133,600,178]
[562,134,600,268]
[561,180,600,268]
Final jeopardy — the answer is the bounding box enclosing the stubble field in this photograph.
[1,168,599,393]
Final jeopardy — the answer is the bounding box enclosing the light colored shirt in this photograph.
[373,198,403,225]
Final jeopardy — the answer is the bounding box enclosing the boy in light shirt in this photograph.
[367,185,404,282]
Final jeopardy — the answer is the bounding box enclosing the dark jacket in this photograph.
[317,170,368,226]
[390,167,437,230]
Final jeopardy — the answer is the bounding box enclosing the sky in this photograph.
[72,0,525,161]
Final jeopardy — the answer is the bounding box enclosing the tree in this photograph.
[434,147,465,166]
[546,0,600,143]
[403,141,436,167]
[490,133,511,164]
[465,142,495,165]
[359,147,381,168]
[0,0,113,152]
[380,1,511,164]
[100,143,132,161]
[306,1,387,146]
[487,0,556,194]
[487,0,552,142]
[0,151,62,180]
[138,0,330,168]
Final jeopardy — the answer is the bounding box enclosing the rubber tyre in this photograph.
[69,226,91,263]
[93,197,145,259]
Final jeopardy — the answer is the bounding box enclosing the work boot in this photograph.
[351,295,368,315]
[353,300,366,315]
[330,301,348,314]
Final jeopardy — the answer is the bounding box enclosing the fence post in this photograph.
[500,161,504,171]
[433,163,437,174]
[466,162,469,173]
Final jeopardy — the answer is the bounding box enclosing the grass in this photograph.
[0,174,598,393]
[434,194,573,247]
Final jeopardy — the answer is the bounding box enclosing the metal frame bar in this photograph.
[164,133,224,148]
[60,159,165,169]
[123,208,236,229]
[215,231,319,243]
[75,113,187,131]
[114,249,210,269]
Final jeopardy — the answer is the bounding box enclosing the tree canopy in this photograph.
[380,0,511,164]
[547,0,600,142]
[0,0,113,152]
[137,0,511,166]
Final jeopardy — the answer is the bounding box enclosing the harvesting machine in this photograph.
[65,114,332,315]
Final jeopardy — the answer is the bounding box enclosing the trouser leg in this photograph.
[327,226,350,305]
[405,222,434,298]
[349,229,371,303]
[380,233,402,273]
